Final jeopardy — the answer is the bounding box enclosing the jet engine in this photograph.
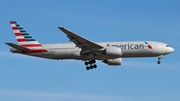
[104,48,122,57]
[102,58,122,66]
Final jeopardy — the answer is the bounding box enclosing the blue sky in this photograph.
[0,0,180,101]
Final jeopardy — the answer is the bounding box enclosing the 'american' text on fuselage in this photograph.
[106,43,145,50]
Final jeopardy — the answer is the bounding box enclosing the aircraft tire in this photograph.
[93,64,97,68]
[90,65,93,69]
[86,66,90,70]
[85,61,88,65]
[157,61,161,64]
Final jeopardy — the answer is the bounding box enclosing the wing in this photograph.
[58,27,104,51]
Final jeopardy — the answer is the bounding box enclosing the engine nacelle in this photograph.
[104,48,122,57]
[102,58,122,66]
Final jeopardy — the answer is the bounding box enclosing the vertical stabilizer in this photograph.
[10,21,43,49]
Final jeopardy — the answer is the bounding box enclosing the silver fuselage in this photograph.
[10,41,174,60]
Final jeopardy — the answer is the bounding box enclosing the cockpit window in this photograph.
[166,45,171,47]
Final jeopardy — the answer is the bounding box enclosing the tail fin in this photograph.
[10,21,42,49]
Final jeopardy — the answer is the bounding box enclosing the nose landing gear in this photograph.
[157,55,163,64]
[157,60,161,64]
[85,60,97,70]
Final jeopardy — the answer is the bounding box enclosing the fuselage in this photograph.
[11,41,174,60]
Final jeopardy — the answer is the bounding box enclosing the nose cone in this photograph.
[166,47,174,54]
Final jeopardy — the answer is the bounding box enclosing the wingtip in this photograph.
[5,42,10,44]
[58,26,64,29]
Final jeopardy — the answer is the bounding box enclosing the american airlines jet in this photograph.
[6,21,174,70]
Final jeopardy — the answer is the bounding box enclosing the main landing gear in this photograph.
[157,55,163,64]
[85,60,97,70]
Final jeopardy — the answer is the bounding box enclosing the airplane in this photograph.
[5,21,174,70]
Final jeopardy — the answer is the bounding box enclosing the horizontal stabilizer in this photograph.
[5,42,30,50]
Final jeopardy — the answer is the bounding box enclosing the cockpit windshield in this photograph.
[166,45,171,47]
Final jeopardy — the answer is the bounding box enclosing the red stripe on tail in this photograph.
[17,39,26,42]
[15,33,22,36]
[10,21,15,24]
[12,27,18,30]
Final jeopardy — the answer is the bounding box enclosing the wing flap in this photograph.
[5,42,30,51]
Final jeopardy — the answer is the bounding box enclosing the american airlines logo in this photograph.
[106,42,153,50]
[144,42,153,49]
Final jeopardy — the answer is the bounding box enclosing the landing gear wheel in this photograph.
[84,60,97,70]
[85,61,88,65]
[93,64,97,68]
[90,65,93,69]
[157,61,161,64]
[86,66,90,70]
[89,61,92,64]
